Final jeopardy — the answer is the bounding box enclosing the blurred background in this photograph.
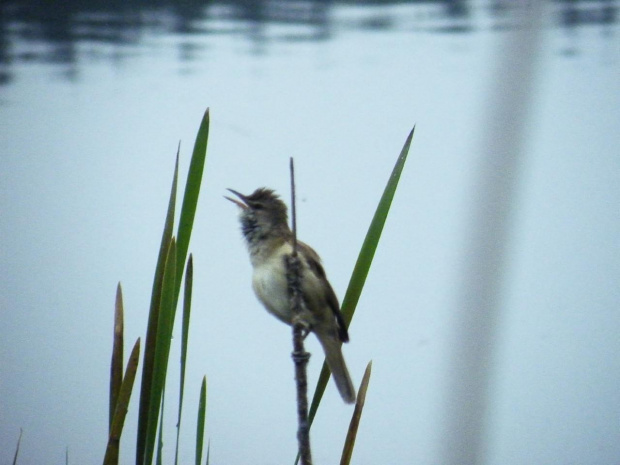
[1,0,619,464]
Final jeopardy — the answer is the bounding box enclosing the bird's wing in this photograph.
[298,241,350,343]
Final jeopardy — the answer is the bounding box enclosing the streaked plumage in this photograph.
[227,187,356,404]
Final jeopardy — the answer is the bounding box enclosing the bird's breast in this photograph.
[251,248,293,324]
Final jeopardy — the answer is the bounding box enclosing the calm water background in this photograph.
[1,1,619,464]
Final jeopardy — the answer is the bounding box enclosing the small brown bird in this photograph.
[226,187,356,404]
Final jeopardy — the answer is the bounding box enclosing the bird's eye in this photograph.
[252,202,263,210]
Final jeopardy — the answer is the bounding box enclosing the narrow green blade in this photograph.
[137,152,179,465]
[143,238,178,465]
[110,283,124,431]
[104,338,141,465]
[175,109,209,306]
[307,127,415,427]
[196,376,208,465]
[342,127,415,322]
[175,255,194,465]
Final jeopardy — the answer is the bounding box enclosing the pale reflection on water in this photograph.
[0,0,617,86]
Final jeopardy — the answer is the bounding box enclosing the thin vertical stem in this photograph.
[289,157,298,255]
[287,157,313,465]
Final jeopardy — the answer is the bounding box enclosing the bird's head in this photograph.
[226,187,290,243]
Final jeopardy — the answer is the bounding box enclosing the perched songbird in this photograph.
[226,187,356,404]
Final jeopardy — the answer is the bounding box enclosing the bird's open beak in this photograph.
[224,188,248,210]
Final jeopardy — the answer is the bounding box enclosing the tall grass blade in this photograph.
[196,376,207,465]
[110,283,124,430]
[340,361,372,465]
[307,127,415,427]
[205,440,210,465]
[175,255,194,465]
[143,238,178,465]
[175,109,209,306]
[342,127,414,324]
[137,108,209,465]
[104,338,141,465]
[136,152,179,465]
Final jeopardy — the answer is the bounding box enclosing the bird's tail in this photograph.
[316,332,356,404]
